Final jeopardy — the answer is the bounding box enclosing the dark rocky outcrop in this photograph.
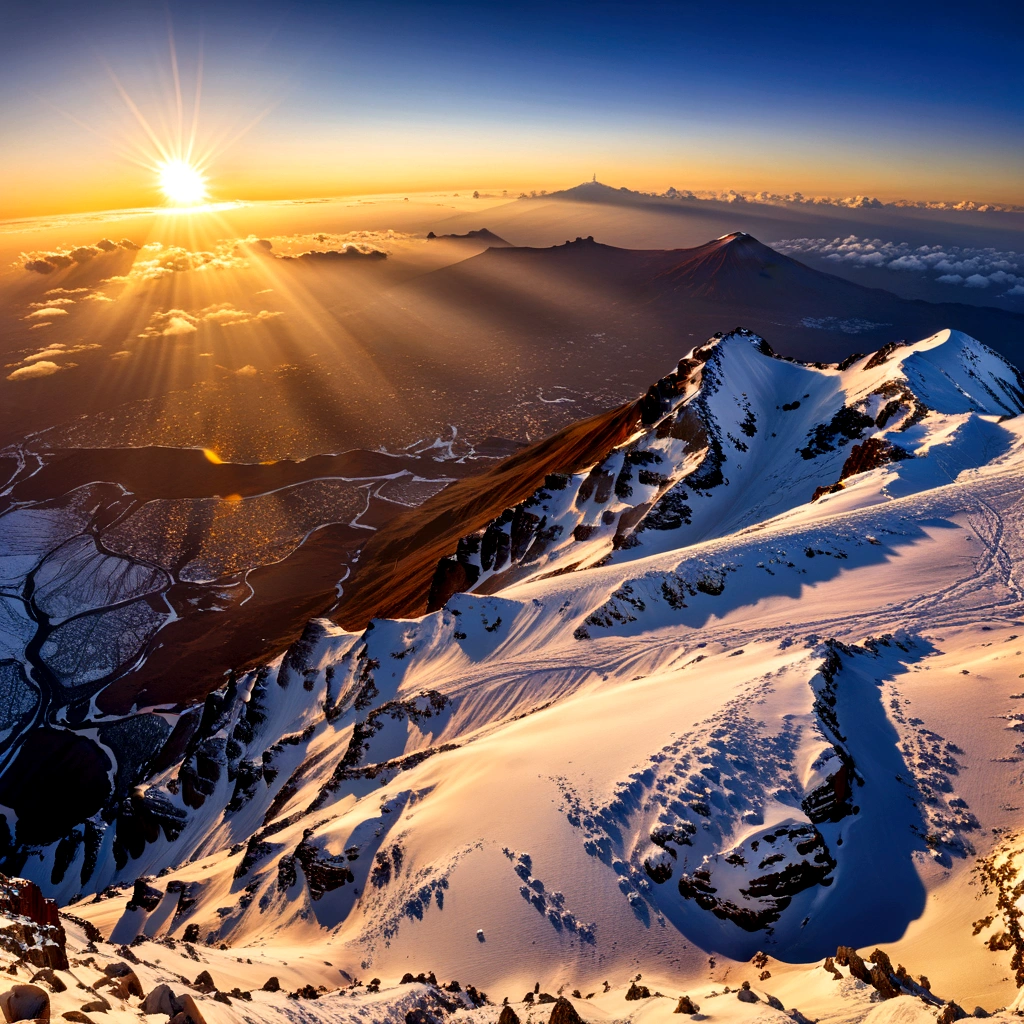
[674,995,699,1013]
[498,1006,521,1024]
[0,984,49,1022]
[0,876,67,970]
[625,982,651,1000]
[548,997,584,1024]
[737,982,759,1003]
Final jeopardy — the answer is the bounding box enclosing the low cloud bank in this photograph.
[138,303,283,338]
[21,238,139,274]
[774,234,1024,297]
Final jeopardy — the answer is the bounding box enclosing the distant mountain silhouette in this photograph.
[538,179,665,206]
[395,232,1024,364]
[426,227,512,245]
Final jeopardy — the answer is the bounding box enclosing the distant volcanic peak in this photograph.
[426,228,511,245]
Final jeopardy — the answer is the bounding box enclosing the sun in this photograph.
[157,159,208,205]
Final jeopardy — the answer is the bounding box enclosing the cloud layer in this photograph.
[138,303,283,338]
[21,238,139,274]
[773,234,1024,297]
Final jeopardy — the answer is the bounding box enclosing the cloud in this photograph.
[24,307,69,319]
[774,234,1023,296]
[7,361,63,381]
[110,350,133,360]
[234,364,258,376]
[106,241,247,284]
[29,298,74,308]
[29,322,52,330]
[21,238,139,275]
[1007,285,1024,296]
[198,303,283,326]
[138,303,282,338]
[81,292,114,302]
[45,287,88,296]
[244,231,396,261]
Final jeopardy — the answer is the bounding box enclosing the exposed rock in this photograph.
[674,995,699,1013]
[61,1013,93,1023]
[192,971,214,993]
[29,971,65,994]
[261,977,280,993]
[767,995,785,1011]
[973,1010,990,1019]
[0,983,50,1022]
[126,879,163,913]
[823,957,842,980]
[175,994,208,1024]
[625,982,651,1000]
[938,1004,967,1024]
[498,1006,520,1024]
[0,877,68,971]
[141,984,178,1015]
[870,964,900,999]
[835,946,870,983]
[181,925,199,943]
[548,997,584,1024]
[97,963,143,1000]
[537,993,556,1004]
[737,982,759,1003]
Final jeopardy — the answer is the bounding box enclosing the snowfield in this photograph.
[4,328,1024,1021]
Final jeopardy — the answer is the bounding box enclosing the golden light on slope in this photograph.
[158,159,208,205]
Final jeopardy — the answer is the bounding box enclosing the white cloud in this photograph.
[139,303,282,338]
[7,361,62,381]
[235,364,258,376]
[774,234,1023,296]
[24,307,69,319]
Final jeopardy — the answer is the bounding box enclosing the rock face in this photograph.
[498,1006,521,1024]
[548,997,584,1024]
[0,876,67,971]
[0,983,49,1022]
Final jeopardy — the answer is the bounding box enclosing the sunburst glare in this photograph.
[157,158,208,205]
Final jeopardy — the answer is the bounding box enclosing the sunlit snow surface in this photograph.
[6,329,1024,1011]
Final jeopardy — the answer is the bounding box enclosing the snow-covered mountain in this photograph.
[4,327,1024,1017]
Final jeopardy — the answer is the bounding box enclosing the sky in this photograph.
[1,0,1023,219]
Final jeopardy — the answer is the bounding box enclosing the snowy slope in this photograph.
[9,327,1024,1016]
[427,328,1023,596]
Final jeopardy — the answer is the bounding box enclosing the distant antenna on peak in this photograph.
[592,172,596,182]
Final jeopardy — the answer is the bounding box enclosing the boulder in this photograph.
[192,973,214,994]
[938,1004,967,1024]
[674,995,699,1014]
[29,972,65,995]
[737,982,759,1004]
[141,984,178,1016]
[537,993,556,1004]
[625,982,650,1001]
[0,984,49,1022]
[97,964,143,1000]
[61,1014,92,1023]
[548,997,583,1024]
[767,995,785,1011]
[175,994,208,1024]
[261,978,280,993]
